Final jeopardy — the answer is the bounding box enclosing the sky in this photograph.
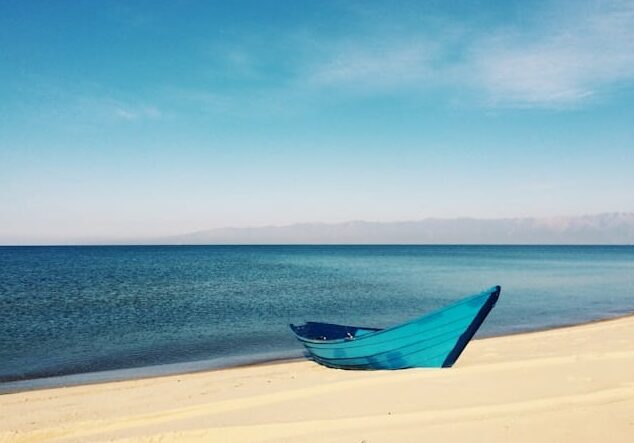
[1,0,633,243]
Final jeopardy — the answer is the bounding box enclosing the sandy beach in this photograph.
[1,315,633,443]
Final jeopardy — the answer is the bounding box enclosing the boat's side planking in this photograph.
[291,286,501,369]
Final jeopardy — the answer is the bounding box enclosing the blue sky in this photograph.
[1,0,633,243]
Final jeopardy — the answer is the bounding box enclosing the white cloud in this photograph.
[163,0,634,112]
[468,0,634,107]
[114,106,138,120]
[294,0,634,108]
[112,102,162,121]
[307,39,437,91]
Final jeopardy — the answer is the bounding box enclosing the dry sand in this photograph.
[1,316,633,442]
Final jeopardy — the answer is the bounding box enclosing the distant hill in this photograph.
[163,213,634,245]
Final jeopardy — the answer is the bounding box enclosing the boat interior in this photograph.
[290,321,382,341]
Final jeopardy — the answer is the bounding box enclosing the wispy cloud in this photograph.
[107,0,634,114]
[12,82,165,127]
[307,39,437,91]
[467,0,634,107]
[112,102,162,121]
[294,0,634,108]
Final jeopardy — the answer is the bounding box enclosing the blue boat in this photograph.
[290,285,501,369]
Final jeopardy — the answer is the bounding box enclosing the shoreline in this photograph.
[2,309,633,395]
[2,313,633,442]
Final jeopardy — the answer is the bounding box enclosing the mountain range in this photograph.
[162,213,634,245]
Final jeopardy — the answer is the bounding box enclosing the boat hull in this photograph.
[290,286,501,369]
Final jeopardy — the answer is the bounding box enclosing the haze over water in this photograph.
[1,245,633,392]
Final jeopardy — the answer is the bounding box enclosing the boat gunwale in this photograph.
[297,311,484,352]
[290,285,500,345]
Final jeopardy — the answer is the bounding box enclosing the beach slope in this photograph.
[2,316,633,442]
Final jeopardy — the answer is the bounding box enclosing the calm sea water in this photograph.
[1,245,633,392]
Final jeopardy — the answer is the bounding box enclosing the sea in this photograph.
[1,245,633,393]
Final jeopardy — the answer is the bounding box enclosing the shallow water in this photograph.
[1,245,633,391]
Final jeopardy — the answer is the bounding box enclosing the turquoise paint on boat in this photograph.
[290,286,501,369]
